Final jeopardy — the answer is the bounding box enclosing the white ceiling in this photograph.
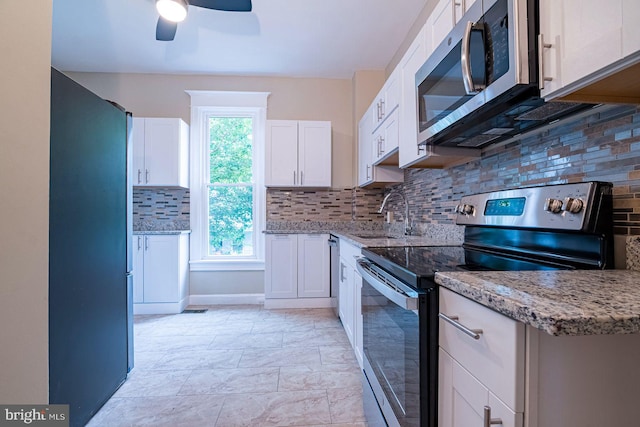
[51,0,428,79]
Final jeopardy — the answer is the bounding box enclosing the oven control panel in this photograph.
[455,182,611,231]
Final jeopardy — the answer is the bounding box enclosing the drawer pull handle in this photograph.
[439,313,483,340]
[483,405,503,427]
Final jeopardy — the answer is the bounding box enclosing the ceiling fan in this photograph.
[155,0,253,41]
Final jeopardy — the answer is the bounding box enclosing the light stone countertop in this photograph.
[133,230,191,235]
[435,270,640,336]
[331,232,462,249]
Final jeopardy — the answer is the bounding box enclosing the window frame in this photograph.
[187,91,270,271]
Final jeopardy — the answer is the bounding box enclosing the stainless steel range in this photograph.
[357,182,614,427]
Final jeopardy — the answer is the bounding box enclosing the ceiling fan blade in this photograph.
[156,17,178,41]
[189,0,252,12]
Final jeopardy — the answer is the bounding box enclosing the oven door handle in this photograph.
[356,258,419,311]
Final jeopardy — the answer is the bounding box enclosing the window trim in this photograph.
[187,91,270,271]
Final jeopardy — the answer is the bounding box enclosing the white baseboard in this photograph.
[133,296,188,315]
[263,297,335,310]
[188,293,265,306]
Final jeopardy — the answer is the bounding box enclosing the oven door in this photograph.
[357,259,435,427]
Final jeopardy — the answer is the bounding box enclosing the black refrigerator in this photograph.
[49,68,133,427]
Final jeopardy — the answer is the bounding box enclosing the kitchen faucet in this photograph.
[378,189,412,235]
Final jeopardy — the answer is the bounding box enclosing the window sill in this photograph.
[189,259,265,272]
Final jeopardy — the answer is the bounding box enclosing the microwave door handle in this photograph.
[461,21,479,95]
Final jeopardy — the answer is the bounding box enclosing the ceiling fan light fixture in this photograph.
[156,0,188,23]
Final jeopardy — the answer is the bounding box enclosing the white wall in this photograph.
[0,2,51,403]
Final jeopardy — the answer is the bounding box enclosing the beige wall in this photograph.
[0,2,51,403]
[66,72,354,188]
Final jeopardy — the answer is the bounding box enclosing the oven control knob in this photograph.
[563,197,584,214]
[544,198,563,213]
[455,204,475,216]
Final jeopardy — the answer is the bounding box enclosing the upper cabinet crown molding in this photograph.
[265,120,332,188]
[132,117,189,188]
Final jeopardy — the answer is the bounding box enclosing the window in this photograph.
[188,91,270,271]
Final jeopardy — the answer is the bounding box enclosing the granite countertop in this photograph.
[332,232,462,249]
[133,230,191,235]
[435,270,640,336]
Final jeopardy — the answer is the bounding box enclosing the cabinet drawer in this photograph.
[339,240,361,270]
[439,287,525,412]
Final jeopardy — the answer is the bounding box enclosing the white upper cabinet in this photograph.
[372,67,400,129]
[399,24,428,168]
[132,117,189,188]
[540,0,640,102]
[265,120,331,188]
[372,109,399,165]
[358,106,403,187]
[427,0,456,53]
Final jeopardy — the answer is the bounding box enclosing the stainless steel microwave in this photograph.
[415,0,594,149]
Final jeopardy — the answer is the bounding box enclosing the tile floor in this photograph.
[87,305,366,427]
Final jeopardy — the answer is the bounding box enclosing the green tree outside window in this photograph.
[208,117,254,256]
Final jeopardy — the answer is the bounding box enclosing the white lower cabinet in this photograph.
[338,239,363,367]
[439,287,640,427]
[440,349,521,427]
[133,233,189,314]
[439,287,524,427]
[265,234,330,305]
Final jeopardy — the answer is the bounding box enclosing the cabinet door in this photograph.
[540,0,624,99]
[143,235,180,303]
[399,25,428,168]
[558,0,623,90]
[428,0,455,53]
[132,117,146,185]
[132,235,145,303]
[265,234,298,298]
[383,68,400,119]
[143,118,184,186]
[353,269,363,367]
[265,120,299,187]
[372,109,399,165]
[358,111,373,186]
[338,257,354,346]
[298,121,332,187]
[382,109,399,157]
[439,349,522,427]
[539,0,564,97]
[297,234,330,298]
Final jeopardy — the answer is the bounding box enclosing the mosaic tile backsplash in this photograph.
[382,105,640,235]
[133,188,190,231]
[266,187,385,223]
[136,105,640,238]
